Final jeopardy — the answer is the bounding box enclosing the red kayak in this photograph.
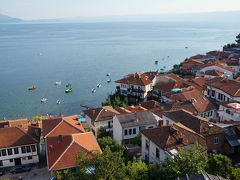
[28,86,36,90]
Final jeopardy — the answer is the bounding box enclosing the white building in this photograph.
[141,122,206,164]
[197,64,234,78]
[113,111,160,146]
[115,72,158,102]
[0,127,39,167]
[218,102,240,122]
[84,106,120,137]
[206,78,240,102]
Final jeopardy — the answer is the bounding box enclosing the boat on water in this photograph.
[56,100,61,104]
[97,83,101,88]
[106,73,110,76]
[38,52,42,56]
[66,83,71,87]
[28,86,36,90]
[155,60,158,64]
[65,88,72,93]
[92,88,96,93]
[107,79,111,83]
[185,46,188,49]
[41,98,47,103]
[55,81,61,85]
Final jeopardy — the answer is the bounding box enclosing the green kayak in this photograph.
[65,88,72,93]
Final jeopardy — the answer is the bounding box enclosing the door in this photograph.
[14,158,21,166]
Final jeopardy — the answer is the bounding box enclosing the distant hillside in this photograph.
[0,14,22,23]
[26,11,240,23]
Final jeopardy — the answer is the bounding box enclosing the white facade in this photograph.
[0,144,39,168]
[206,85,240,102]
[218,104,240,122]
[86,115,113,137]
[113,115,158,145]
[198,65,233,78]
[141,134,169,164]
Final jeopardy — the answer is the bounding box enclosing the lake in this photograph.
[0,22,239,120]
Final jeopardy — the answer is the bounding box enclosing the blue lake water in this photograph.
[0,22,239,120]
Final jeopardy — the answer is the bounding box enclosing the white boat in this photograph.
[97,83,101,88]
[56,100,61,104]
[38,52,42,56]
[92,88,96,93]
[107,79,111,83]
[55,81,61,85]
[41,98,47,103]
[106,73,110,76]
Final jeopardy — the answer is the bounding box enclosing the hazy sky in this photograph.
[0,0,240,20]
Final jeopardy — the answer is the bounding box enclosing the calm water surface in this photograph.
[0,22,239,119]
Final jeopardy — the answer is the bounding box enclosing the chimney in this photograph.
[158,120,163,127]
[49,145,53,152]
[58,135,63,143]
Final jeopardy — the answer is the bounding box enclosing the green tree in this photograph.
[132,133,141,146]
[207,154,234,179]
[125,157,149,180]
[236,33,240,44]
[230,168,240,180]
[33,116,42,122]
[75,146,126,180]
[160,143,208,179]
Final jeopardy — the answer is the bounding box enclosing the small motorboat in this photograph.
[107,79,111,83]
[38,52,42,56]
[65,88,72,93]
[163,66,166,68]
[185,46,188,49]
[97,83,101,88]
[56,100,61,104]
[106,73,110,76]
[28,86,36,90]
[160,68,164,71]
[55,81,61,85]
[92,88,96,93]
[41,98,47,103]
[66,83,71,87]
[155,60,158,64]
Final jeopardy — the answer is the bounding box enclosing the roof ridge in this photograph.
[50,139,74,170]
[174,123,204,139]
[63,119,84,133]
[44,119,63,138]
[15,126,38,144]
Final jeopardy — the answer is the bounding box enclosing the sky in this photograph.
[0,0,240,20]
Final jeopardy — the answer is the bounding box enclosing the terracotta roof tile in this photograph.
[141,123,206,152]
[205,69,224,77]
[139,100,161,110]
[0,127,38,148]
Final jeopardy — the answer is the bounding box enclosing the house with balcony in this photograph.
[83,106,120,137]
[0,127,39,167]
[162,109,225,154]
[205,77,240,102]
[218,101,240,122]
[141,122,206,164]
[113,111,160,146]
[115,72,158,103]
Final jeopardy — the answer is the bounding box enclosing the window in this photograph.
[28,156,32,160]
[133,128,136,134]
[0,160,2,166]
[26,146,31,153]
[1,149,6,156]
[207,89,210,96]
[207,112,210,117]
[14,147,19,154]
[0,150,1,157]
[7,148,12,155]
[21,146,26,153]
[212,90,215,97]
[10,159,13,162]
[214,135,219,144]
[146,140,149,150]
[210,111,213,116]
[148,126,153,129]
[156,148,160,159]
[129,129,132,135]
[124,129,128,136]
[31,145,36,152]
[108,121,111,128]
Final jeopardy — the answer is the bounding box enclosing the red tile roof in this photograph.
[199,63,234,72]
[42,116,85,138]
[47,132,101,171]
[0,127,38,148]
[163,109,225,136]
[115,72,157,86]
[205,69,224,77]
[84,106,120,122]
[206,77,240,97]
[139,100,161,110]
[141,123,206,153]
